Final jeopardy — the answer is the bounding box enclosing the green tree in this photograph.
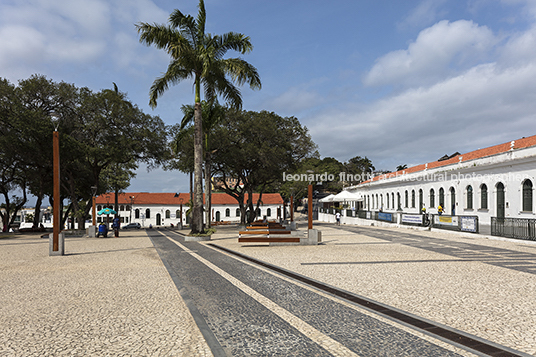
[344,156,376,184]
[136,0,261,233]
[211,109,316,224]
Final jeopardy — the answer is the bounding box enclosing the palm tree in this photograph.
[180,100,224,228]
[136,0,261,233]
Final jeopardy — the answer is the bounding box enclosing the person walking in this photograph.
[335,211,341,225]
[112,216,120,237]
[438,204,443,216]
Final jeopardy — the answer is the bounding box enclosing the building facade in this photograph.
[95,192,284,227]
[343,135,536,227]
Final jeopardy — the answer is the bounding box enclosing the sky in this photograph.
[2,0,536,197]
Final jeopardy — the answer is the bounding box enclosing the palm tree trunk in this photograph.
[192,100,204,233]
[205,152,212,228]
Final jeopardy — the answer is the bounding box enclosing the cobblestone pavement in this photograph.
[206,222,536,356]
[149,229,502,357]
[2,223,534,356]
[0,231,212,357]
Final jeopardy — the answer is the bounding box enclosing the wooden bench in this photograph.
[239,230,291,237]
[238,236,300,243]
[238,222,297,243]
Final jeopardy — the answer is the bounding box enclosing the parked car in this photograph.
[122,223,141,229]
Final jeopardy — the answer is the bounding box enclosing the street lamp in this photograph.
[129,195,135,223]
[50,111,63,256]
[179,197,183,229]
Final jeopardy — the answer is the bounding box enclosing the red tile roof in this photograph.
[96,192,284,205]
[361,134,536,185]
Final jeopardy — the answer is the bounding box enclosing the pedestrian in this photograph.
[438,204,443,215]
[335,211,341,225]
[112,216,120,237]
[421,206,426,215]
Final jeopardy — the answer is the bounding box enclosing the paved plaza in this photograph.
[1,221,535,356]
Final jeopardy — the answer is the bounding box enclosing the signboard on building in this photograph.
[460,216,478,233]
[401,214,423,225]
[434,216,458,226]
[378,212,393,222]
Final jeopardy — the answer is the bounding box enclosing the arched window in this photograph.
[126,205,131,211]
[135,209,140,219]
[176,210,181,219]
[267,208,272,217]
[480,184,488,209]
[386,193,390,209]
[97,205,102,211]
[418,189,423,210]
[397,192,401,210]
[225,208,230,217]
[165,210,170,219]
[439,188,445,206]
[449,187,456,215]
[236,208,241,217]
[430,189,435,208]
[497,182,505,218]
[405,190,408,208]
[379,194,383,209]
[467,186,473,209]
[120,205,125,211]
[523,180,533,212]
[145,208,150,219]
[411,190,415,208]
[392,192,395,209]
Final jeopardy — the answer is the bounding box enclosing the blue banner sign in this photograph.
[378,212,392,222]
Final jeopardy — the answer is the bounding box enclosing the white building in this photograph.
[336,135,536,228]
[96,192,284,227]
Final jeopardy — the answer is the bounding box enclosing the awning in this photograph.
[331,190,363,202]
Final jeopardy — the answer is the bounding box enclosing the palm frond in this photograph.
[169,10,198,44]
[196,0,207,43]
[180,104,195,129]
[149,61,193,108]
[223,58,261,89]
[135,23,181,52]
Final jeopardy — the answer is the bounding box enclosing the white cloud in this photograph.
[499,25,536,66]
[311,61,536,169]
[0,0,169,82]
[364,20,496,88]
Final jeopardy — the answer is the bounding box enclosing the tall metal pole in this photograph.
[52,130,60,252]
[308,184,313,230]
[92,196,96,226]
[290,195,294,222]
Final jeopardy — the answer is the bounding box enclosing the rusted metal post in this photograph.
[52,130,60,252]
[92,196,96,226]
[290,195,294,222]
[308,184,313,230]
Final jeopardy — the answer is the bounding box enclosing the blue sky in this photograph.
[2,0,536,196]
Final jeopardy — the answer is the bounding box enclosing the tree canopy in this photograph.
[0,75,169,230]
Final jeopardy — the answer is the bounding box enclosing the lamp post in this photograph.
[129,195,135,223]
[179,197,183,229]
[50,112,63,256]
